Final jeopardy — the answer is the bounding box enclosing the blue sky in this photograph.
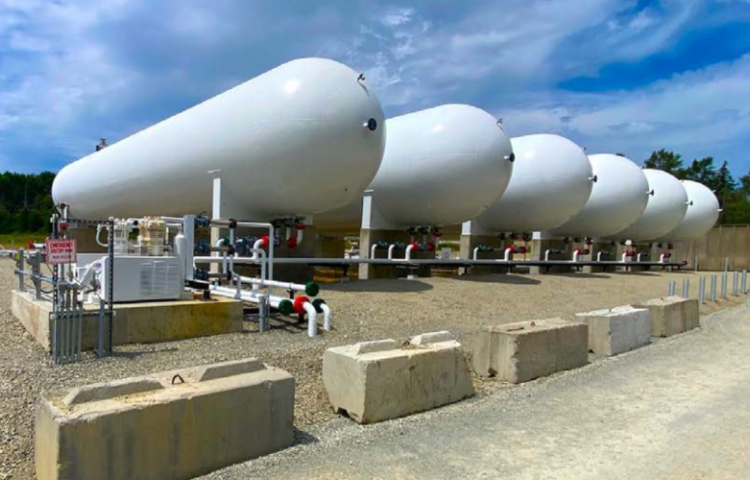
[1,0,749,177]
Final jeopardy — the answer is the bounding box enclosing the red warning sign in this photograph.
[45,239,77,265]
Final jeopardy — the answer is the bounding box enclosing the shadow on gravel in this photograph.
[293,428,319,446]
[451,275,541,285]
[552,273,612,279]
[109,347,179,359]
[325,279,434,293]
[611,271,662,277]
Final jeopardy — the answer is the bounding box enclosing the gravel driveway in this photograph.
[0,258,743,479]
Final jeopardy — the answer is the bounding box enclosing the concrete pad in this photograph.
[576,306,651,356]
[633,296,700,337]
[323,331,475,424]
[35,358,294,480]
[11,290,243,351]
[473,318,588,383]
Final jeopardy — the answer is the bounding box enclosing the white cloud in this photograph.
[380,8,414,27]
[497,53,750,170]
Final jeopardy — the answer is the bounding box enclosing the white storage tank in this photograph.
[549,153,650,238]
[52,58,386,220]
[315,104,514,230]
[612,169,688,242]
[474,134,594,234]
[657,180,720,242]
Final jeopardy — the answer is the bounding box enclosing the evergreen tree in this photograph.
[644,150,685,177]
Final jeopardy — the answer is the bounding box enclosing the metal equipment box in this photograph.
[76,254,182,303]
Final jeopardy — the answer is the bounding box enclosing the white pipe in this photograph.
[597,251,604,262]
[285,227,292,241]
[251,239,264,259]
[321,303,332,331]
[212,220,274,280]
[637,253,644,262]
[238,275,308,293]
[303,302,317,337]
[95,225,108,248]
[659,253,669,263]
[544,249,552,262]
[473,247,480,261]
[296,228,304,246]
[387,244,396,260]
[371,244,379,259]
[621,252,629,262]
[403,244,416,261]
[211,285,285,308]
[572,250,580,263]
[504,247,513,262]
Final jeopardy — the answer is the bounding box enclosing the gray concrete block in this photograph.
[576,306,651,356]
[323,331,475,424]
[473,318,588,383]
[633,296,700,337]
[35,358,294,480]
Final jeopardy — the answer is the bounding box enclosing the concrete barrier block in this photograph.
[35,358,294,480]
[576,306,651,356]
[473,318,588,383]
[323,331,475,424]
[633,296,700,337]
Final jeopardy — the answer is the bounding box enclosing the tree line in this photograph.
[0,171,56,234]
[643,150,750,224]
[0,153,748,234]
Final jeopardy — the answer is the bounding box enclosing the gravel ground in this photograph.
[204,298,750,480]
[0,258,745,479]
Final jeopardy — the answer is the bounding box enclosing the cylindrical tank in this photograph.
[612,169,688,242]
[315,104,514,230]
[549,154,650,238]
[475,134,594,234]
[657,180,720,242]
[52,58,386,220]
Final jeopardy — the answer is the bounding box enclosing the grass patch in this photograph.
[0,232,48,248]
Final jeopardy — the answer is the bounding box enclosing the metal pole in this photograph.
[733,271,739,296]
[668,281,676,296]
[721,272,728,299]
[724,257,729,272]
[710,275,717,302]
[17,249,26,292]
[97,299,105,358]
[743,270,748,294]
[682,278,690,298]
[699,276,705,304]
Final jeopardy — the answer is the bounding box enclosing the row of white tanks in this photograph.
[52,57,720,245]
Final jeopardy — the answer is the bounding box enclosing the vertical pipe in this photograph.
[17,250,25,292]
[75,291,83,362]
[258,294,267,333]
[710,275,717,302]
[98,299,105,357]
[699,277,705,304]
[66,287,73,364]
[721,272,727,299]
[668,281,675,296]
[682,278,689,298]
[743,270,748,294]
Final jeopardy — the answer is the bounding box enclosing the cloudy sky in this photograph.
[1,0,749,176]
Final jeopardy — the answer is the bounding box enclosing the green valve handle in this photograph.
[278,299,294,316]
[305,281,320,297]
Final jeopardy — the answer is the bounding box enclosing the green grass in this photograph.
[0,232,48,249]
